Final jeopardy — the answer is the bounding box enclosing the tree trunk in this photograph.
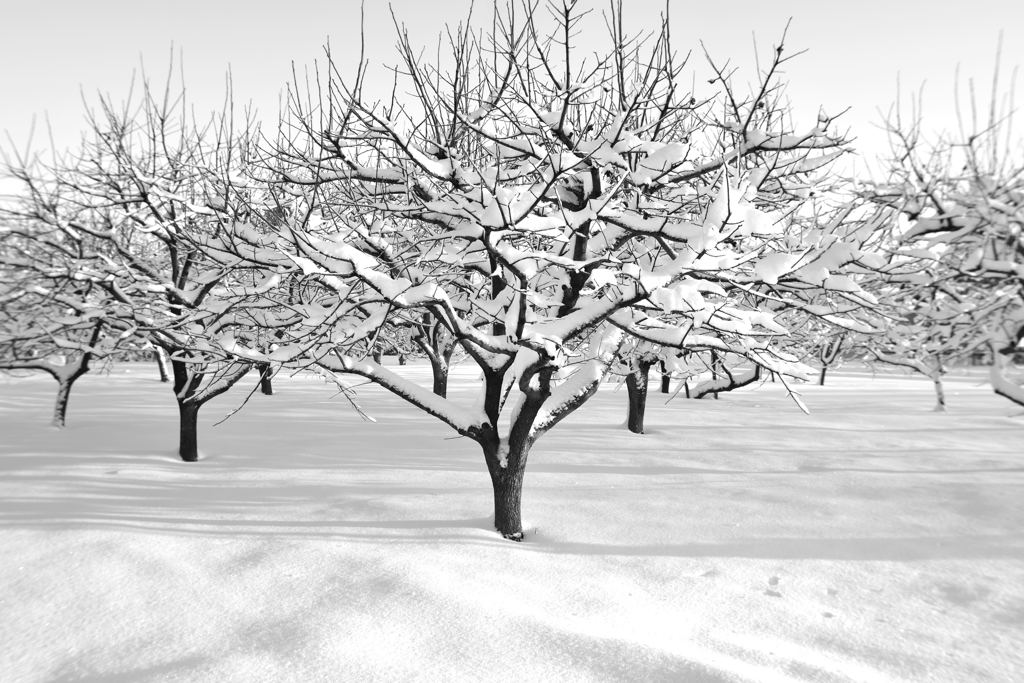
[398,354,407,366]
[154,347,170,382]
[817,336,844,386]
[710,350,723,399]
[52,378,74,428]
[372,350,383,364]
[659,360,670,394]
[415,320,456,398]
[177,401,200,462]
[625,361,652,434]
[484,441,528,541]
[430,357,449,398]
[932,375,946,412]
[256,362,274,396]
[50,355,92,428]
[491,463,525,541]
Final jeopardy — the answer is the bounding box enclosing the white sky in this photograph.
[1,0,1022,167]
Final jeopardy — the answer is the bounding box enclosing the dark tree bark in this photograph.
[475,363,553,541]
[932,375,946,412]
[415,316,457,397]
[485,440,528,541]
[171,359,203,461]
[817,335,845,386]
[710,350,724,399]
[625,359,654,434]
[177,401,200,462]
[398,354,407,366]
[372,349,383,364]
[430,356,450,398]
[659,360,671,394]
[51,376,77,428]
[435,340,457,397]
[48,322,103,428]
[690,364,762,400]
[256,362,274,395]
[930,359,947,412]
[169,357,250,462]
[154,347,170,383]
[0,360,91,429]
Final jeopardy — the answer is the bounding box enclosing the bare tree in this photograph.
[863,58,1024,408]
[0,276,113,427]
[219,1,880,539]
[0,159,126,427]
[3,67,266,459]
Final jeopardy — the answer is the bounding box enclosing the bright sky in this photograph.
[1,0,1022,169]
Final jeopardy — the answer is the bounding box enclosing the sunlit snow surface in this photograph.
[0,364,1021,682]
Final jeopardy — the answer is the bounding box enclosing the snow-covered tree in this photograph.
[219,1,882,539]
[855,267,996,410]
[2,73,270,459]
[0,228,117,426]
[0,145,138,427]
[622,192,885,428]
[864,69,1024,408]
[811,329,847,386]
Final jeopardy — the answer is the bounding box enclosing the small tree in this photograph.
[815,332,846,386]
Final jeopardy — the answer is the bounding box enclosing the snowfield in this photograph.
[0,363,1021,682]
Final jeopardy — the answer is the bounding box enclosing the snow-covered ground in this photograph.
[0,363,1021,682]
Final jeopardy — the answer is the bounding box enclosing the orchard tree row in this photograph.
[1,1,1021,539]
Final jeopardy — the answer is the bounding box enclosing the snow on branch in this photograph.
[318,352,486,438]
